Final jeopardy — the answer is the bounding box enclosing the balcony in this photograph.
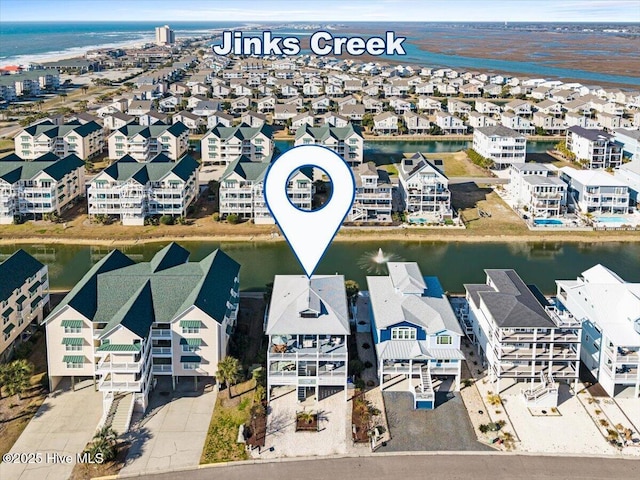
[96,359,143,373]
[152,364,173,374]
[152,346,172,356]
[98,379,142,392]
[151,328,172,339]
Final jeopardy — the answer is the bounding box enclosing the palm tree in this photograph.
[215,355,240,389]
[345,280,360,305]
[3,359,34,399]
[86,426,117,462]
[59,93,68,104]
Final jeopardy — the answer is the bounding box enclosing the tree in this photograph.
[226,213,240,224]
[59,93,68,104]
[361,113,374,129]
[86,426,118,462]
[3,359,34,399]
[345,280,360,305]
[216,355,240,389]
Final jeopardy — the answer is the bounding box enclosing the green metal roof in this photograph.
[98,154,198,184]
[180,355,201,363]
[16,295,27,304]
[179,338,202,346]
[96,343,142,352]
[30,296,41,308]
[62,355,84,363]
[0,250,45,302]
[3,323,15,335]
[62,337,83,345]
[2,307,14,318]
[0,155,84,184]
[28,281,41,294]
[180,320,201,328]
[61,320,83,328]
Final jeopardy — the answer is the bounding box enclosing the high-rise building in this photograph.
[155,25,175,45]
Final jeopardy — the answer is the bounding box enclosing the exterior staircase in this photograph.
[108,393,135,436]
[414,364,435,409]
[521,373,559,407]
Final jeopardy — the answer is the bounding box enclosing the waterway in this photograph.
[1,241,639,295]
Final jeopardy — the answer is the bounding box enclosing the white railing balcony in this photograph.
[152,347,172,355]
[614,370,639,382]
[151,329,172,338]
[96,360,142,373]
[152,364,173,373]
[98,380,142,392]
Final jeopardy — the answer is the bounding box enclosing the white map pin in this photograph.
[264,145,355,278]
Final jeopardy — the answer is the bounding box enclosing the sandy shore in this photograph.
[1,230,639,247]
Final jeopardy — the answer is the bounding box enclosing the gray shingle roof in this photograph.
[476,125,524,138]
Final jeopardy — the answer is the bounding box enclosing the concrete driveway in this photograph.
[1,378,103,480]
[119,377,217,476]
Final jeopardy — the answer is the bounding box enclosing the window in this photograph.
[391,327,416,340]
[182,344,199,353]
[437,335,452,345]
[65,344,82,352]
[182,362,200,370]
[64,326,81,334]
[66,361,83,369]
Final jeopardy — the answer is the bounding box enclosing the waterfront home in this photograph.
[294,123,364,166]
[310,96,332,114]
[363,96,384,114]
[535,99,563,117]
[596,112,623,131]
[417,96,442,114]
[0,154,85,224]
[14,120,103,160]
[273,103,299,123]
[501,112,535,135]
[532,112,567,135]
[265,275,349,403]
[206,111,234,129]
[373,112,400,135]
[43,243,239,431]
[87,154,199,225]
[435,112,467,134]
[368,262,464,409]
[473,125,527,169]
[566,126,623,169]
[559,167,630,215]
[219,157,312,224]
[508,163,567,217]
[319,112,349,128]
[447,99,472,115]
[290,112,315,133]
[464,269,581,404]
[240,111,267,128]
[397,153,452,220]
[348,162,393,223]
[339,103,365,122]
[107,122,189,162]
[468,112,497,129]
[504,99,533,117]
[0,250,49,362]
[614,159,640,207]
[201,123,273,166]
[403,112,431,134]
[565,112,600,129]
[614,129,640,162]
[555,265,640,398]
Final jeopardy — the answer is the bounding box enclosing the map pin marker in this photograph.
[264,145,355,278]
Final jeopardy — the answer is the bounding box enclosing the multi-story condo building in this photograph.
[349,162,393,223]
[559,166,630,214]
[107,122,189,162]
[87,154,199,225]
[0,70,60,99]
[265,275,349,403]
[464,269,582,404]
[473,125,527,169]
[614,159,640,207]
[43,243,240,431]
[397,153,451,220]
[219,157,313,224]
[155,25,175,45]
[15,121,103,160]
[1,250,49,362]
[368,262,464,409]
[614,128,640,162]
[294,123,364,166]
[555,265,639,398]
[508,163,567,218]
[566,126,623,169]
[0,154,85,224]
[201,124,273,166]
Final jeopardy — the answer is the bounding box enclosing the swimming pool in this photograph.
[595,216,626,223]
[534,219,563,225]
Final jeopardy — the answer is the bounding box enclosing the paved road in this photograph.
[134,453,640,480]
[448,177,508,185]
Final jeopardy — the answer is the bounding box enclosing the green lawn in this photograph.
[422,152,491,177]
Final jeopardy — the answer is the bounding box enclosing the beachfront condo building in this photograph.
[155,25,175,45]
[472,125,527,169]
[107,122,189,162]
[201,124,273,166]
[555,265,640,398]
[294,123,364,166]
[0,154,85,224]
[348,162,393,223]
[219,157,313,224]
[397,153,452,221]
[614,128,640,162]
[265,275,350,403]
[368,262,464,409]
[14,120,103,160]
[508,163,567,218]
[87,154,199,225]
[566,126,623,170]
[0,250,49,362]
[559,167,630,215]
[43,243,240,431]
[0,70,60,99]
[464,269,582,405]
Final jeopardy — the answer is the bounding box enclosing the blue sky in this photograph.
[1,0,639,22]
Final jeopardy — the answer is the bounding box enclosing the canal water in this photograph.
[1,241,639,295]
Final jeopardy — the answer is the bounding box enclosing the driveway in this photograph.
[1,378,102,480]
[377,391,493,452]
[119,376,217,476]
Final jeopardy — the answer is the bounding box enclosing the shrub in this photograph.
[462,379,473,388]
[212,212,220,222]
[226,213,240,224]
[355,378,365,390]
[159,214,174,225]
[466,148,494,169]
[599,419,609,427]
[176,216,187,225]
[486,392,502,406]
[348,359,364,376]
[13,341,33,359]
[479,423,490,434]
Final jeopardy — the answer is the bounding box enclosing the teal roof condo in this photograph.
[0,249,45,303]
